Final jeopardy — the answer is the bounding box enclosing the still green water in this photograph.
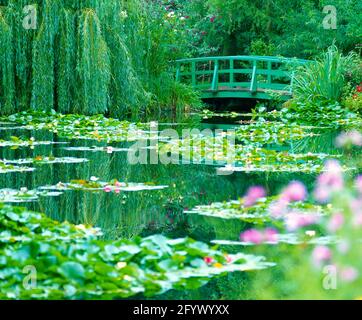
[0,114,340,299]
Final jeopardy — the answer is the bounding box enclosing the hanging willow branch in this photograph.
[31,0,62,111]
[0,8,15,115]
[76,9,110,115]
[57,8,76,114]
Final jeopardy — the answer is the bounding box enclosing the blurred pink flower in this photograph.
[264,228,278,243]
[312,246,332,266]
[240,229,264,244]
[337,240,350,254]
[355,175,362,194]
[353,214,362,227]
[104,185,112,193]
[281,181,307,202]
[240,228,279,244]
[314,160,344,203]
[327,213,345,232]
[210,16,216,23]
[285,212,319,231]
[318,160,344,189]
[336,130,362,148]
[269,199,289,218]
[350,199,362,215]
[340,266,359,283]
[244,186,266,207]
[313,186,331,203]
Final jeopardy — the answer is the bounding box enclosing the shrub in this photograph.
[292,46,357,105]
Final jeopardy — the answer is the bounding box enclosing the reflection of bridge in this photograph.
[176,56,309,100]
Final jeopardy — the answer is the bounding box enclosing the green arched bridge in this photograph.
[175,56,308,100]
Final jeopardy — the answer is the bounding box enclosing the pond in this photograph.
[0,109,349,299]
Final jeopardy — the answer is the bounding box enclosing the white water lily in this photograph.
[120,10,128,19]
[116,262,127,269]
[90,176,99,182]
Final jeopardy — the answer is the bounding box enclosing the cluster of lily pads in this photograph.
[186,187,336,247]
[0,205,273,299]
[2,156,89,165]
[1,110,150,143]
[0,136,67,149]
[159,134,340,173]
[196,108,362,130]
[233,121,319,146]
[0,188,62,203]
[40,178,169,193]
[0,161,34,174]
[0,178,169,203]
[0,156,89,175]
[186,196,328,224]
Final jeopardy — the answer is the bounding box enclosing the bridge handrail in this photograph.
[175,55,309,64]
[175,55,310,98]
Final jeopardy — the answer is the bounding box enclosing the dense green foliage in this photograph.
[1,0,360,118]
[0,0,199,117]
[168,0,361,57]
[0,204,272,299]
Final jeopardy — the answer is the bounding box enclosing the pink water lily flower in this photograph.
[204,256,214,264]
[244,186,266,207]
[104,185,112,193]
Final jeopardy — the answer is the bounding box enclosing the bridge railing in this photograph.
[175,56,309,97]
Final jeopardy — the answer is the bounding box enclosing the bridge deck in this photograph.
[175,56,308,101]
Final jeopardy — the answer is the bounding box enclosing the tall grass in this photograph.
[293,45,356,104]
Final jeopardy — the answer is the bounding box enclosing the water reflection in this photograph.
[0,118,341,243]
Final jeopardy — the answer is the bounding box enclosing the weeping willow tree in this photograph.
[0,0,197,117]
